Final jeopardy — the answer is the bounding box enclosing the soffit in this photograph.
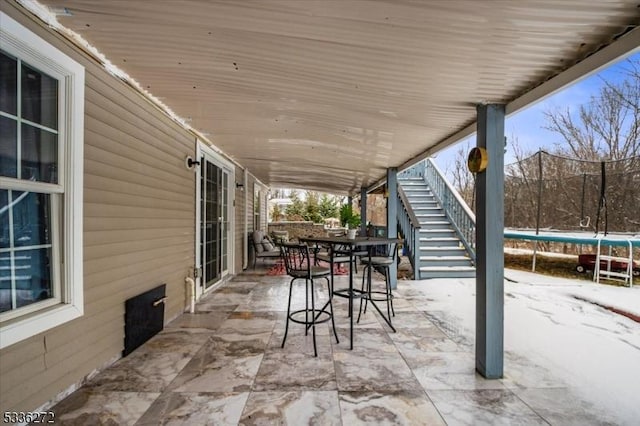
[33,0,640,194]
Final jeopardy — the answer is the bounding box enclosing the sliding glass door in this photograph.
[199,154,230,289]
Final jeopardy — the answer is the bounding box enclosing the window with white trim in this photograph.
[0,12,84,349]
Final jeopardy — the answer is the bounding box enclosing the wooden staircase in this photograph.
[399,177,475,279]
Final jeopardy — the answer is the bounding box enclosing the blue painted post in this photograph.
[412,228,419,280]
[360,187,367,236]
[475,104,505,379]
[387,168,398,289]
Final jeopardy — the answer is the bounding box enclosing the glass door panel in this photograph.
[222,171,228,272]
[200,156,230,289]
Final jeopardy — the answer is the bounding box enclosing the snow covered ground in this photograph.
[405,269,640,424]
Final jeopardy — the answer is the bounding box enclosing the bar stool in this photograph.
[314,243,353,292]
[357,242,398,326]
[280,243,339,356]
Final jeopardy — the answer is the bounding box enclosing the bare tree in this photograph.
[447,141,475,209]
[543,58,640,160]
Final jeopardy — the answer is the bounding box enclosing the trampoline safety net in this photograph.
[504,151,640,234]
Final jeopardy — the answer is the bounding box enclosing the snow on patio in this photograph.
[404,269,640,425]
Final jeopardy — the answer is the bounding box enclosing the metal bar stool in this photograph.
[280,243,339,356]
[315,243,354,293]
[357,242,398,329]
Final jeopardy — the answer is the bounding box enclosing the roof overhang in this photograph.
[17,0,640,195]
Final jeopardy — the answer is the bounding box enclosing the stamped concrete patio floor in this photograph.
[49,266,637,425]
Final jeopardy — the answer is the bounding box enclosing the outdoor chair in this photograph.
[271,230,289,245]
[358,242,398,325]
[249,230,281,268]
[280,242,339,356]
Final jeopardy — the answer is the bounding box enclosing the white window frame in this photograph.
[0,12,84,349]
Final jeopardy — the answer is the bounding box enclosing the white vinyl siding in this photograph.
[0,4,195,413]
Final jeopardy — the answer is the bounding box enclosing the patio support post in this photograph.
[386,168,398,289]
[475,103,505,379]
[360,186,368,236]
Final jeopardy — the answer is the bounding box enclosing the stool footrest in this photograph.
[361,290,393,303]
[288,308,333,326]
[333,288,366,299]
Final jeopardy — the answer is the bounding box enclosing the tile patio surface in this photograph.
[49,265,634,425]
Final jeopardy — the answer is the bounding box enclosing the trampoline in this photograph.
[504,229,640,247]
[504,228,639,286]
[500,151,639,286]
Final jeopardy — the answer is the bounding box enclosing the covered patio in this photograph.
[47,264,635,425]
[2,0,640,421]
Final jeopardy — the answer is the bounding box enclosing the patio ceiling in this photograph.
[34,0,640,195]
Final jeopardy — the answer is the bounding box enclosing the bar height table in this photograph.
[299,236,401,349]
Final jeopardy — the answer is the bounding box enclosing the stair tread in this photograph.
[421,255,471,260]
[420,266,476,271]
[420,247,464,250]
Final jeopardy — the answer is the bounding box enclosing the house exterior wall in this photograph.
[247,178,268,234]
[0,2,197,412]
[237,174,268,270]
[260,186,269,231]
[234,165,246,272]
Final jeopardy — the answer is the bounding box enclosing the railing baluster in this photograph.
[396,184,422,278]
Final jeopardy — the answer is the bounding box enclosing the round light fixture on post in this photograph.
[467,147,488,173]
